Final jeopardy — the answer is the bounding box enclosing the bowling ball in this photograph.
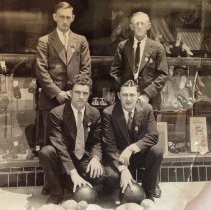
[73,185,98,204]
[119,182,146,204]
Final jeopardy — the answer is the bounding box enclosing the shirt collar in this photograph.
[56,28,70,37]
[71,103,85,116]
[122,108,135,116]
[133,36,147,49]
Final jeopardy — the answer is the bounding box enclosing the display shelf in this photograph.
[1,54,211,66]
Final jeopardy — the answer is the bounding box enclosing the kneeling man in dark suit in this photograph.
[39,74,103,204]
[102,80,163,202]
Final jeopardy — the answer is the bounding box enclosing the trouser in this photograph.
[39,145,103,198]
[104,145,163,196]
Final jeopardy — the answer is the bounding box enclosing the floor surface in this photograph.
[0,182,210,210]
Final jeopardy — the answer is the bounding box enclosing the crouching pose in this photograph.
[39,74,103,204]
[102,80,163,202]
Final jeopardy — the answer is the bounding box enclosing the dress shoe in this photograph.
[41,186,50,195]
[152,184,161,198]
[47,196,63,204]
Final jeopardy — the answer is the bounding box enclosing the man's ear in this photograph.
[72,14,75,22]
[53,13,57,22]
[147,22,151,31]
[130,23,134,31]
[117,92,120,99]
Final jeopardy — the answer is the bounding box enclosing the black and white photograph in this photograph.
[0,0,211,209]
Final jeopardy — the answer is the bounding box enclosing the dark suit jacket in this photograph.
[36,30,91,110]
[102,100,158,170]
[110,37,168,110]
[48,102,102,173]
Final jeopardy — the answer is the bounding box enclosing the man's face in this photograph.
[53,8,74,32]
[71,84,90,110]
[118,86,139,112]
[130,13,151,40]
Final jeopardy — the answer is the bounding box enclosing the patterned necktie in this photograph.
[127,111,133,131]
[135,41,141,73]
[74,110,85,159]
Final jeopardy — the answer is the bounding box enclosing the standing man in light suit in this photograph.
[36,1,91,146]
[110,11,168,197]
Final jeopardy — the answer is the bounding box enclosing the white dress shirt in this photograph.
[56,28,70,50]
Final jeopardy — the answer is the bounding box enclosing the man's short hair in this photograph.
[120,80,139,92]
[70,74,92,92]
[130,11,150,23]
[54,1,74,14]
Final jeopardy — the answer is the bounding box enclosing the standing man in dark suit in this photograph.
[110,11,168,110]
[110,12,168,197]
[39,74,103,204]
[102,80,163,204]
[36,1,91,146]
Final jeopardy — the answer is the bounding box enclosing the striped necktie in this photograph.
[127,111,133,131]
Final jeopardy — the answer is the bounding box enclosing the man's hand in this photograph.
[139,94,149,103]
[86,157,104,178]
[66,90,72,99]
[70,170,93,192]
[119,147,133,166]
[56,91,68,104]
[120,168,136,193]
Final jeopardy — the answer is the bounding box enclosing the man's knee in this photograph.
[150,145,164,159]
[38,145,56,160]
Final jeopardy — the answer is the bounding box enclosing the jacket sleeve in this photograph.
[110,41,125,85]
[135,107,159,150]
[101,109,121,170]
[80,36,91,77]
[144,44,168,99]
[48,110,75,173]
[35,37,61,99]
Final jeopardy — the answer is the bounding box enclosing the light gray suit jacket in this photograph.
[36,30,91,110]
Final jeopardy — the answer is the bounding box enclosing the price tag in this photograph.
[14,141,18,146]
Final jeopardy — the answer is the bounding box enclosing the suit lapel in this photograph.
[50,30,67,65]
[63,102,77,141]
[139,38,153,71]
[66,32,76,65]
[125,39,135,73]
[113,102,131,145]
[83,104,93,142]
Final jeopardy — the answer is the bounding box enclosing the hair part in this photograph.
[54,1,74,14]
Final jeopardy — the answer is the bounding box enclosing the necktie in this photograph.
[74,110,85,159]
[127,111,133,131]
[63,32,68,50]
[135,42,141,73]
